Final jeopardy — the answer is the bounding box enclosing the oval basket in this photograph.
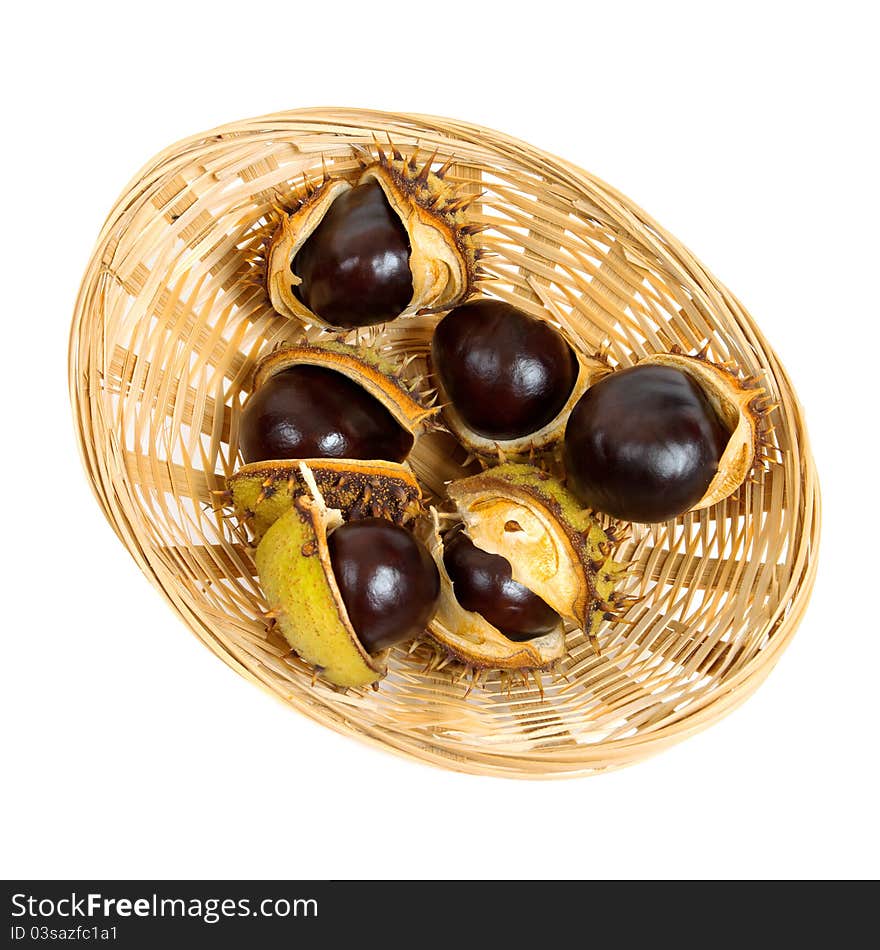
[69,108,820,778]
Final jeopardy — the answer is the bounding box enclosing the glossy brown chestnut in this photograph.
[431,299,577,440]
[443,531,560,641]
[563,364,732,523]
[292,181,413,328]
[328,518,441,653]
[239,365,413,464]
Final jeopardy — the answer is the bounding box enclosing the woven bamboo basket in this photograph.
[69,108,820,778]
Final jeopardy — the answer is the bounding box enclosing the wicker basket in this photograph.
[68,108,820,778]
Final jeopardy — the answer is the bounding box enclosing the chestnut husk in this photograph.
[425,513,566,672]
[424,464,622,671]
[254,464,439,688]
[256,490,388,688]
[267,147,479,329]
[229,458,423,543]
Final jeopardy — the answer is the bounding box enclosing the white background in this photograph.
[2,0,877,880]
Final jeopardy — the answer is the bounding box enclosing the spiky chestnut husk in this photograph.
[423,464,623,671]
[423,512,566,672]
[246,339,438,458]
[407,638,555,696]
[229,458,423,544]
[448,464,621,631]
[256,493,387,688]
[429,309,607,459]
[267,145,479,329]
[637,349,770,510]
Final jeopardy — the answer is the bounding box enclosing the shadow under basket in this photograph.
[69,108,820,778]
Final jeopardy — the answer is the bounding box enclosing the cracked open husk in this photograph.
[638,349,767,509]
[425,464,622,670]
[424,513,565,671]
[229,458,422,543]
[251,339,437,443]
[267,149,478,328]
[255,492,387,689]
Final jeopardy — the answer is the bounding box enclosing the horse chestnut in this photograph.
[564,364,732,522]
[240,364,413,465]
[292,181,413,329]
[443,531,560,641]
[424,464,618,671]
[267,153,477,330]
[431,299,578,441]
[328,518,440,653]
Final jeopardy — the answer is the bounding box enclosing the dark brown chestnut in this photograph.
[292,181,413,328]
[431,299,578,441]
[563,364,732,523]
[328,518,441,653]
[442,531,560,641]
[239,365,413,465]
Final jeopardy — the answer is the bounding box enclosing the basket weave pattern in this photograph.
[69,109,820,777]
